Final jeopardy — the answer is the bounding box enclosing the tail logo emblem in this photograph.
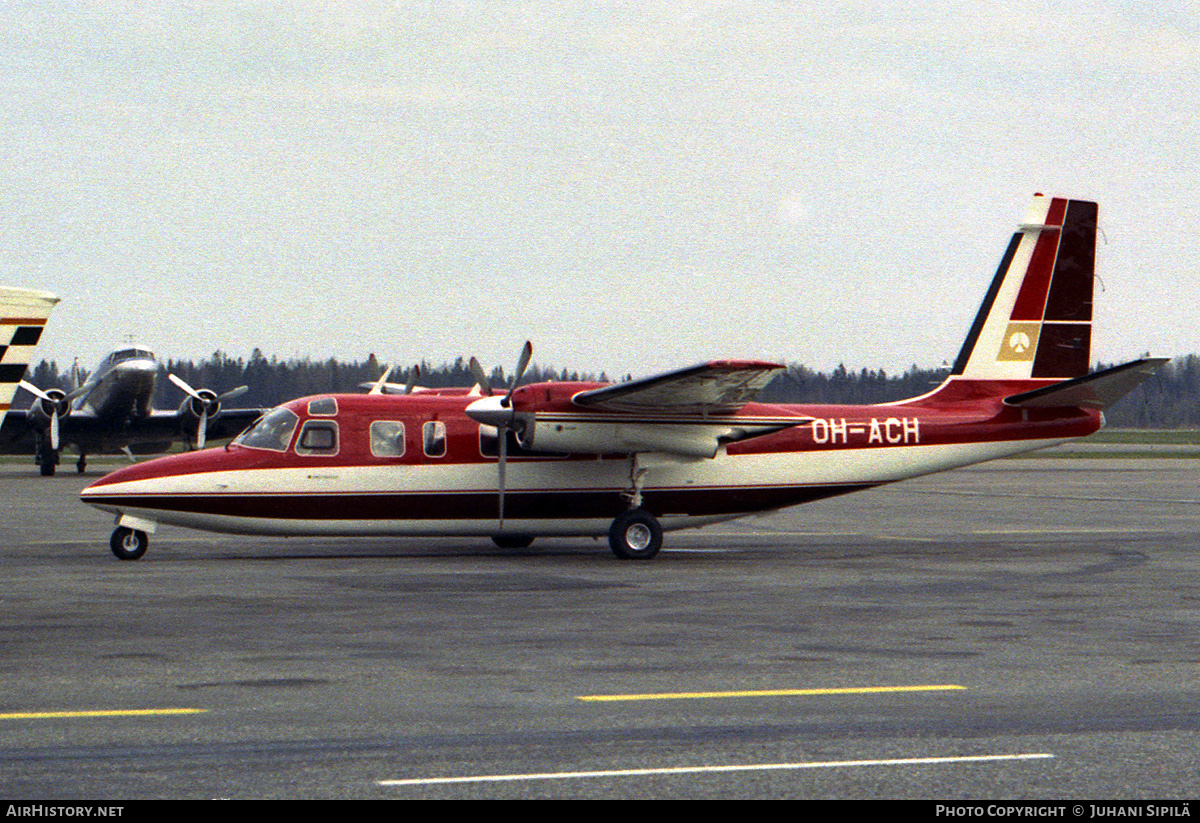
[997,322,1041,362]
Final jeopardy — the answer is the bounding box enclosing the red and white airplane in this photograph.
[81,195,1166,561]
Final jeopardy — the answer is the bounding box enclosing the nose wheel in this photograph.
[110,527,148,561]
[609,508,662,560]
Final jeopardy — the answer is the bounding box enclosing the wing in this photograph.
[495,360,809,460]
[0,407,266,455]
[572,360,786,416]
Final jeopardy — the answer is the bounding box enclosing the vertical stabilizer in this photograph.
[951,195,1096,381]
[0,287,60,427]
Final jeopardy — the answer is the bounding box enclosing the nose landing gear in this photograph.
[110,527,148,561]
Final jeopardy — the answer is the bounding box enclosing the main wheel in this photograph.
[608,508,663,560]
[492,534,535,549]
[110,527,148,561]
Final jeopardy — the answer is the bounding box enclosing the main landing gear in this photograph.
[608,508,663,560]
[607,455,663,560]
[110,527,148,561]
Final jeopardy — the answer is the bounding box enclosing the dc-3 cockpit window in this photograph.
[97,347,155,371]
[232,407,300,452]
[295,420,339,456]
[370,421,406,458]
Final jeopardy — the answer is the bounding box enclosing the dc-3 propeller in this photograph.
[465,341,534,528]
[18,379,92,451]
[168,374,249,449]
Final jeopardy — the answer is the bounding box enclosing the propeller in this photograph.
[365,364,420,395]
[464,342,533,528]
[18,379,83,450]
[169,374,249,449]
[468,357,492,396]
[367,365,394,395]
[402,364,420,395]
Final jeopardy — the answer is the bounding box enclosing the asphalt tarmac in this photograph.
[1,455,1199,799]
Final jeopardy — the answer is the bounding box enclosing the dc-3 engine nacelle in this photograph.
[27,388,71,427]
[168,375,248,448]
[176,388,221,426]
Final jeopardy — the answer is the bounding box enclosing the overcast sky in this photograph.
[2,1,1196,383]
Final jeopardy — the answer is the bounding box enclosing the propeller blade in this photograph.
[168,373,203,400]
[218,385,249,402]
[368,366,393,396]
[18,380,50,401]
[404,364,420,395]
[49,414,59,451]
[64,380,96,403]
[502,341,533,407]
[497,423,507,528]
[196,409,207,450]
[468,357,492,396]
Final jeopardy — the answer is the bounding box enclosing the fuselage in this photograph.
[76,347,158,422]
[80,379,1102,540]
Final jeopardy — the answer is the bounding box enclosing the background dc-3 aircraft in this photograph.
[82,195,1167,561]
[0,345,263,475]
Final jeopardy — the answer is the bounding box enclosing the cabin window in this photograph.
[370,421,406,458]
[295,420,339,456]
[423,421,446,458]
[233,407,299,452]
[308,397,338,416]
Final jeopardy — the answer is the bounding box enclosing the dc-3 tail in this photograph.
[927,194,1166,408]
[0,287,59,429]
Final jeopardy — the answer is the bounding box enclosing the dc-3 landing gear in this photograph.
[110,527,148,561]
[35,440,59,476]
[608,455,664,560]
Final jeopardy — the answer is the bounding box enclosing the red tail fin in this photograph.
[951,195,1096,381]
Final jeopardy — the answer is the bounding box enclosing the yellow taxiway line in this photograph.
[0,708,208,720]
[577,684,966,702]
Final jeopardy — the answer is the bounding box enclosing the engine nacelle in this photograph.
[27,388,70,427]
[518,418,722,459]
[176,388,220,424]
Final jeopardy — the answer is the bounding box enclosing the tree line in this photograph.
[19,351,1199,429]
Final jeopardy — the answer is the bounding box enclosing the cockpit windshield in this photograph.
[232,407,300,452]
[110,348,155,363]
[96,347,156,372]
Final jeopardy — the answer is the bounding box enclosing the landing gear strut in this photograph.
[608,454,664,560]
[110,527,148,561]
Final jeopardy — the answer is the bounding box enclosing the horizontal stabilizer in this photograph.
[1003,357,1169,410]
